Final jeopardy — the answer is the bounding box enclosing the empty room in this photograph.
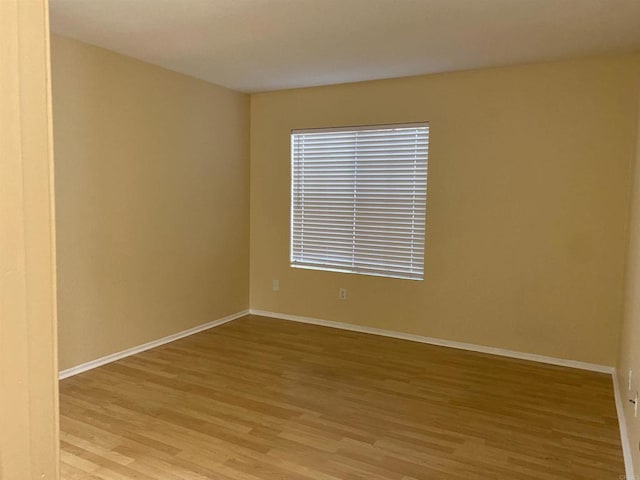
[3,0,640,479]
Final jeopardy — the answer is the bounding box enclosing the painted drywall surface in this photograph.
[0,0,59,477]
[250,55,640,366]
[617,79,640,474]
[52,35,250,371]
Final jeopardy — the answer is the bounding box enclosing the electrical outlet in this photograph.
[630,370,633,391]
[272,279,280,291]
[339,288,347,300]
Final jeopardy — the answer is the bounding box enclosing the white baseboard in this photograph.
[613,368,636,479]
[58,309,250,380]
[249,309,614,374]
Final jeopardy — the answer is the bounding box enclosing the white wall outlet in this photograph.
[630,370,633,391]
[272,279,280,291]
[339,288,347,300]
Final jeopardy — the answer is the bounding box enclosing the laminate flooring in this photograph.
[59,315,624,479]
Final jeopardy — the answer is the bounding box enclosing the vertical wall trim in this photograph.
[0,0,59,477]
[613,369,636,479]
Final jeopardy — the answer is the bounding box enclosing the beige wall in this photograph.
[617,77,640,474]
[52,36,250,371]
[0,0,59,478]
[251,55,640,366]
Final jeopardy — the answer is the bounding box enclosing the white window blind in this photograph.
[291,123,429,280]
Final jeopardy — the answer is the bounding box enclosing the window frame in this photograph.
[290,122,429,281]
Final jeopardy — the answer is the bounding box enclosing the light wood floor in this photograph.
[59,315,624,479]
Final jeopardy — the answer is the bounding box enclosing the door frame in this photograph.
[0,0,59,478]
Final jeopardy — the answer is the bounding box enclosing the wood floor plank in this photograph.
[59,315,624,479]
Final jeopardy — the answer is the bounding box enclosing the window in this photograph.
[291,123,429,280]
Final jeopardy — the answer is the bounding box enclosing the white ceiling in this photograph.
[50,0,640,93]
